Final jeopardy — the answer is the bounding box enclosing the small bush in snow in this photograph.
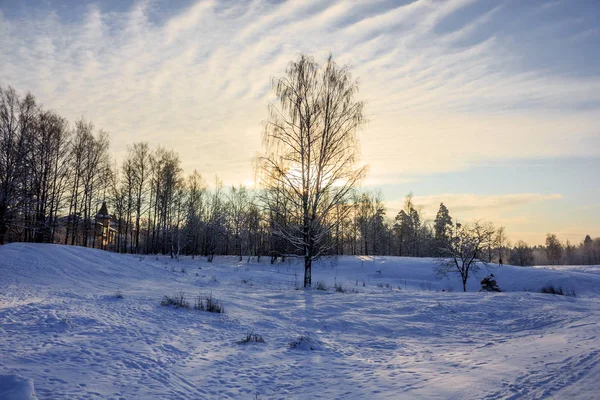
[314,281,328,291]
[540,285,575,296]
[194,293,224,313]
[479,274,501,292]
[181,267,186,274]
[334,283,358,294]
[237,331,265,344]
[161,292,190,309]
[540,285,564,295]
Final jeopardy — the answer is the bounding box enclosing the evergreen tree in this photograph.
[545,234,563,265]
[433,203,452,240]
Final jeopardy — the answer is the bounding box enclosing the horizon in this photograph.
[1,0,599,245]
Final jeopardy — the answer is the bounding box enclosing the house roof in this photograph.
[95,201,111,220]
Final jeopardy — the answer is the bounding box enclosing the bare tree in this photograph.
[131,142,151,253]
[228,185,250,261]
[184,170,207,257]
[204,178,226,262]
[509,240,534,266]
[0,87,31,244]
[435,221,496,292]
[258,54,366,287]
[494,226,508,264]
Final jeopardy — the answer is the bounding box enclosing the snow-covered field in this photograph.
[1,243,599,399]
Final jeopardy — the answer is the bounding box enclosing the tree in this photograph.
[228,185,250,261]
[355,191,386,255]
[131,142,151,253]
[433,202,452,256]
[0,86,30,244]
[403,193,423,257]
[433,203,452,241]
[204,178,226,262]
[545,233,563,265]
[582,235,595,265]
[393,210,410,256]
[183,170,207,257]
[494,226,508,264]
[259,54,366,287]
[508,240,534,266]
[435,221,495,292]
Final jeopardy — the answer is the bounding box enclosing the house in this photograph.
[95,201,116,250]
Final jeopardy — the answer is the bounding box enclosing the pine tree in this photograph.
[434,203,452,240]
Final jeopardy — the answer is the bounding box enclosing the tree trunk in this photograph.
[0,207,7,245]
[304,256,312,288]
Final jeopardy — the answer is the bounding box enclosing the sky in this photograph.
[1,0,599,245]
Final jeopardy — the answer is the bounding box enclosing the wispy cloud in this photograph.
[0,0,598,187]
[383,192,562,230]
[411,192,563,214]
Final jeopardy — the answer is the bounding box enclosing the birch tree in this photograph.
[259,54,366,287]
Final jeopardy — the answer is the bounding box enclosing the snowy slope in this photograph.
[1,243,599,399]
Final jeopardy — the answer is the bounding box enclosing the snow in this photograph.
[0,374,38,400]
[1,243,599,399]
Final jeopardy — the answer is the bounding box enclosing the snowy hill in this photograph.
[1,243,599,399]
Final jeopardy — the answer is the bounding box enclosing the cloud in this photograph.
[0,0,598,186]
[385,193,563,219]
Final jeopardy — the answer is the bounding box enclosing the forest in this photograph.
[1,79,598,267]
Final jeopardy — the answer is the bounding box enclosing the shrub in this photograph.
[480,274,501,292]
[161,292,190,309]
[540,285,564,295]
[540,285,575,296]
[194,293,224,313]
[334,283,358,294]
[237,331,265,344]
[314,281,328,291]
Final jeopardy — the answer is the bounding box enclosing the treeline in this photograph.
[1,85,597,265]
[529,234,600,266]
